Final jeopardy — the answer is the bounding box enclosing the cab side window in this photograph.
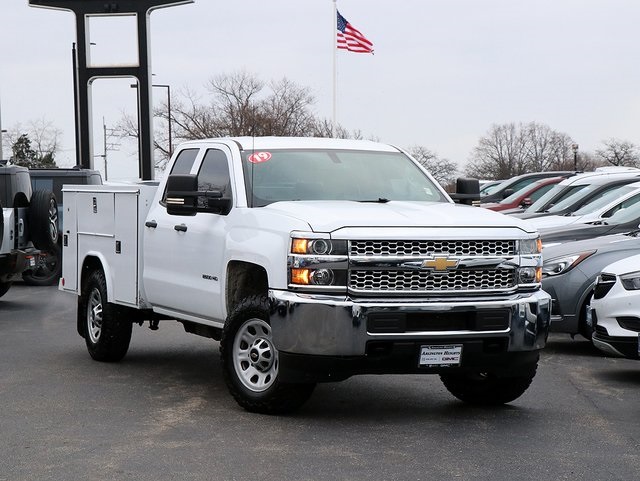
[171,149,199,175]
[197,149,232,197]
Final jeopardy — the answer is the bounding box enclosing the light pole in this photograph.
[153,84,172,156]
[0,94,5,161]
[572,143,579,171]
[130,82,172,157]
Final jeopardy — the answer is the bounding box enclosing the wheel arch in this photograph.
[226,261,268,317]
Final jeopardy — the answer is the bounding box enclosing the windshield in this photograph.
[526,184,590,213]
[499,180,557,205]
[241,149,449,207]
[480,181,503,196]
[571,185,637,216]
[608,197,640,224]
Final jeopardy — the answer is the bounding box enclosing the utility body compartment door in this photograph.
[62,185,150,307]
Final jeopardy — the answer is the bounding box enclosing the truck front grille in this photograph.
[350,269,517,293]
[350,240,516,257]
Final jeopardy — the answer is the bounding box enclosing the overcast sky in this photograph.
[1,0,639,179]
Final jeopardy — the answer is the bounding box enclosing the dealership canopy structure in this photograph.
[28,0,193,180]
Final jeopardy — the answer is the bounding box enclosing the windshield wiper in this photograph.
[359,198,390,203]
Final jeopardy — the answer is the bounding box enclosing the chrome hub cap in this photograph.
[87,287,103,344]
[233,319,278,392]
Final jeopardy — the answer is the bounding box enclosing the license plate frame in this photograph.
[419,344,463,367]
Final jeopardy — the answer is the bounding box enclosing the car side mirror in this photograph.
[521,197,533,207]
[502,188,514,199]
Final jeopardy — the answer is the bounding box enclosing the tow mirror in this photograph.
[166,173,232,216]
[450,177,480,206]
[166,174,198,216]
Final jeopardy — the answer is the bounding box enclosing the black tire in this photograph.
[80,269,132,362]
[0,281,12,299]
[0,198,4,252]
[440,356,538,405]
[220,294,316,414]
[579,291,595,342]
[22,243,62,286]
[29,190,58,251]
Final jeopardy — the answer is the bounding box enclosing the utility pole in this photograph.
[95,117,119,181]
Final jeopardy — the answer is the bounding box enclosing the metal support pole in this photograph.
[29,0,193,180]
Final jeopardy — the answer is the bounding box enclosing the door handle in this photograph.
[145,220,158,228]
[174,224,188,232]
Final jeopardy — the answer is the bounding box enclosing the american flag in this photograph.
[336,10,374,54]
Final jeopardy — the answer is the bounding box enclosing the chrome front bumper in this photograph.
[268,289,551,356]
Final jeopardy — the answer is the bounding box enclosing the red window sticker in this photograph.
[248,152,272,164]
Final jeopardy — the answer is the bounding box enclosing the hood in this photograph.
[542,232,640,259]
[599,253,640,275]
[540,223,615,244]
[524,214,580,229]
[262,200,537,233]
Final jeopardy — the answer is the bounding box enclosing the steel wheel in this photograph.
[86,286,104,344]
[232,318,278,392]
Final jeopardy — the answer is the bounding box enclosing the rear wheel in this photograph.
[220,295,315,414]
[440,356,538,405]
[80,269,132,362]
[22,244,62,286]
[29,190,58,251]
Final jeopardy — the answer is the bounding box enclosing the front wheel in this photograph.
[0,281,12,299]
[220,295,315,414]
[440,356,538,405]
[579,291,595,342]
[80,269,132,362]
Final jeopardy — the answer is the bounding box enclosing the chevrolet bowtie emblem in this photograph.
[422,256,459,271]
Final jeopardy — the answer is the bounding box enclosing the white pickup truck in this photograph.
[60,137,550,414]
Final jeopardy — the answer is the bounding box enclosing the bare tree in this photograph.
[115,71,366,170]
[595,138,640,167]
[408,146,458,186]
[466,122,577,179]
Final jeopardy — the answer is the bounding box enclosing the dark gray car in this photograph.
[542,232,640,340]
[540,200,640,244]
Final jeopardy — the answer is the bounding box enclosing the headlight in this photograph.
[542,251,595,277]
[519,238,542,255]
[289,234,347,291]
[621,271,640,290]
[291,238,346,255]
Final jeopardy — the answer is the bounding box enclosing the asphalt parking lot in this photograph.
[1,283,640,481]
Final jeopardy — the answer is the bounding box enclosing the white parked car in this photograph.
[525,181,640,230]
[590,253,640,359]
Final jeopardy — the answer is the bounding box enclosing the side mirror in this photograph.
[521,197,533,207]
[502,188,514,199]
[165,174,232,216]
[450,177,480,205]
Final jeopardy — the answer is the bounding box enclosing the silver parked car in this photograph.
[541,232,640,340]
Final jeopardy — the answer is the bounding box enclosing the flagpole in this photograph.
[332,0,337,128]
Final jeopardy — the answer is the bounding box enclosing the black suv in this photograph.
[0,165,59,297]
[22,168,102,285]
